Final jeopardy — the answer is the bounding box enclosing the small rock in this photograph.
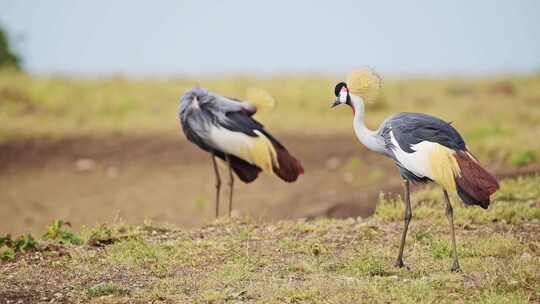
[342,172,354,183]
[266,226,277,233]
[311,243,321,256]
[520,252,532,260]
[54,292,63,298]
[325,157,341,169]
[75,158,96,172]
[106,166,118,178]
[326,189,337,196]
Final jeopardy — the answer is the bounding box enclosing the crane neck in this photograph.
[350,94,386,154]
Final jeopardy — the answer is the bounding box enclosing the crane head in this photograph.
[331,82,351,108]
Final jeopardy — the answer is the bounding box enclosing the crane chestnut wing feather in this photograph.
[384,112,466,152]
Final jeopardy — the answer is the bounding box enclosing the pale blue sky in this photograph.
[1,0,539,76]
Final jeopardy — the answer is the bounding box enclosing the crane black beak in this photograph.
[331,98,340,108]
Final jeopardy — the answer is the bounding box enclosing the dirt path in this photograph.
[1,132,536,235]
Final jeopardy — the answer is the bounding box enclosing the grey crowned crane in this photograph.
[179,87,304,218]
[331,69,499,272]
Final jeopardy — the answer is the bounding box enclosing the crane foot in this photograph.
[450,261,462,273]
[394,259,410,270]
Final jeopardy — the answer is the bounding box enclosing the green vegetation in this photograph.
[512,150,538,167]
[0,27,21,70]
[1,71,539,166]
[0,219,83,261]
[0,233,38,261]
[0,175,538,303]
[42,219,83,245]
[86,283,128,298]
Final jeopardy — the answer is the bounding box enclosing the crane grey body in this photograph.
[344,90,466,180]
[179,87,303,217]
[332,80,498,272]
[179,87,256,153]
[359,113,465,183]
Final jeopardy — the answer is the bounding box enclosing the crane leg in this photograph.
[225,154,234,217]
[211,154,221,218]
[395,179,412,269]
[443,190,461,272]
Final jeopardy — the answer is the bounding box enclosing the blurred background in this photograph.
[1,1,539,234]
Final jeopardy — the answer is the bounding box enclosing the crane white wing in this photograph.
[389,130,433,179]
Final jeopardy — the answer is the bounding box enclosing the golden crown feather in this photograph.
[346,67,382,103]
[245,87,276,112]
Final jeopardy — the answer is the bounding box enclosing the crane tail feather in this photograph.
[271,143,304,182]
[454,150,499,209]
[228,154,261,183]
[428,146,499,208]
[249,129,303,182]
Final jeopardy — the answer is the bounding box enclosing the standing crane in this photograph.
[179,87,304,218]
[331,68,499,272]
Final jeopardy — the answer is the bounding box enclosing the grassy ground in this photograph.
[1,71,540,167]
[1,175,538,303]
[1,70,539,302]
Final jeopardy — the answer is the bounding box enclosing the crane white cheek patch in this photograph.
[340,87,348,104]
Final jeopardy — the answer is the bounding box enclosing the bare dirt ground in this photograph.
[1,131,538,235]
